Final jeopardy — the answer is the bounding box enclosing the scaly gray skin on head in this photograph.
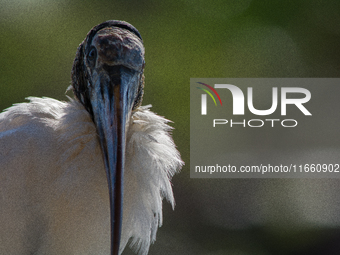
[71,20,145,255]
[72,20,145,116]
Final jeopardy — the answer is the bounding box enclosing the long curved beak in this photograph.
[91,65,140,255]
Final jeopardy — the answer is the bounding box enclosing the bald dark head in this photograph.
[71,20,145,117]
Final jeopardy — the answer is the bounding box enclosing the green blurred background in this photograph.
[1,0,340,254]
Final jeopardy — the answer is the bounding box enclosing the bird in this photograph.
[0,20,183,255]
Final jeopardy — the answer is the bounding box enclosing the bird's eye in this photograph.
[87,47,97,63]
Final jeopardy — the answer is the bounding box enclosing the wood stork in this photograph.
[0,20,183,255]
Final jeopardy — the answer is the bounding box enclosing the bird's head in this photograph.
[71,20,145,255]
[72,20,145,117]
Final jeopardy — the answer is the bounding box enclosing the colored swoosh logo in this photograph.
[196,82,222,106]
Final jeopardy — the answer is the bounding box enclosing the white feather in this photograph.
[0,97,183,255]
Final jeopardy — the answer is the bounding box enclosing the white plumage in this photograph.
[0,96,183,254]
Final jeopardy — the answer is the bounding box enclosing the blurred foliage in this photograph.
[1,0,340,254]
